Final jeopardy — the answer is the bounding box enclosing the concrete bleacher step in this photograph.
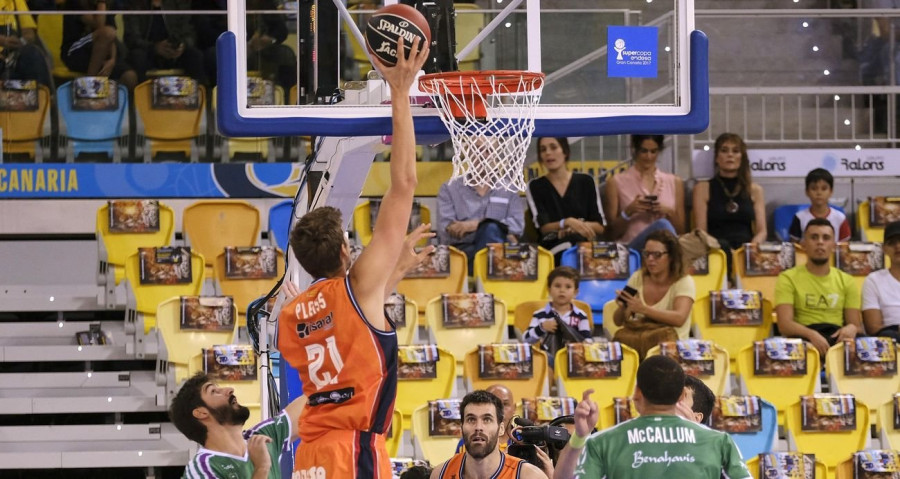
[0,320,133,362]
[0,423,191,469]
[0,370,165,414]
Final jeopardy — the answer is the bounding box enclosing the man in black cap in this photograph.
[862,220,900,340]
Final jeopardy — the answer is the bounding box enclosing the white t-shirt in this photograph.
[862,269,900,328]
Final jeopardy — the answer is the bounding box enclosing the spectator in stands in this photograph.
[677,375,715,426]
[526,137,606,260]
[437,176,525,274]
[0,0,51,88]
[692,133,767,282]
[193,0,296,90]
[523,266,592,364]
[612,229,696,359]
[788,168,851,242]
[862,220,900,340]
[553,357,751,479]
[123,0,208,85]
[604,135,684,251]
[431,390,548,479]
[61,0,137,88]
[774,218,862,356]
[170,372,307,478]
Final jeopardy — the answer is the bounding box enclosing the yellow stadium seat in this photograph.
[733,245,808,306]
[691,295,774,368]
[156,296,238,386]
[412,403,460,466]
[396,346,456,435]
[691,248,727,297]
[134,79,206,161]
[554,343,639,430]
[96,202,176,287]
[183,200,261,277]
[454,3,486,71]
[212,84,285,161]
[387,409,403,457]
[463,346,549,399]
[646,342,731,396]
[474,246,554,325]
[36,14,79,82]
[124,249,206,333]
[424,296,507,375]
[784,399,870,472]
[215,249,284,328]
[0,84,50,160]
[858,200,884,243]
[396,245,467,316]
[824,341,900,431]
[396,298,419,346]
[512,299,593,339]
[599,397,638,431]
[737,342,821,426]
[878,400,900,450]
[745,455,830,479]
[352,200,433,247]
[602,300,622,339]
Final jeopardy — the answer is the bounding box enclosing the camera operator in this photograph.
[507,413,577,476]
[431,390,548,479]
[554,356,751,479]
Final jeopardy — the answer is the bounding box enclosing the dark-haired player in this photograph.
[276,37,430,479]
[554,356,750,479]
[432,390,548,479]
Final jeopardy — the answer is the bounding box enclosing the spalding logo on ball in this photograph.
[365,4,431,66]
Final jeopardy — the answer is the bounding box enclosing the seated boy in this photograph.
[523,266,592,362]
[789,168,851,242]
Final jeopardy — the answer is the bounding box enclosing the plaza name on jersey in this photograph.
[294,292,333,339]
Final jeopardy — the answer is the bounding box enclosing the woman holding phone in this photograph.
[612,229,696,359]
[604,135,684,251]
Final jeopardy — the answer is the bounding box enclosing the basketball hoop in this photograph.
[418,70,545,192]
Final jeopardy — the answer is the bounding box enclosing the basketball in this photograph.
[365,3,431,66]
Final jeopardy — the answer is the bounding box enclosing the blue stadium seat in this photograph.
[560,246,641,324]
[727,398,777,460]
[269,200,294,252]
[57,81,128,161]
[773,204,845,241]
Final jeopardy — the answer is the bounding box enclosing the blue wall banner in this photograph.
[0,163,304,199]
[608,26,659,78]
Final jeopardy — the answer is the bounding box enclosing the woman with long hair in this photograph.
[613,229,696,359]
[604,135,684,251]
[526,137,606,258]
[692,133,767,281]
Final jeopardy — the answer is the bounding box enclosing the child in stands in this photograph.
[523,266,592,364]
[789,168,851,242]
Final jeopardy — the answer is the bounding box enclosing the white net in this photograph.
[419,72,544,192]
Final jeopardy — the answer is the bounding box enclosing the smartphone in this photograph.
[644,195,658,202]
[617,285,638,304]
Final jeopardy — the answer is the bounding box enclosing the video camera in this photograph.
[506,416,572,468]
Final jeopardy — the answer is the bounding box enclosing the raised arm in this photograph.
[349,38,429,328]
[284,395,308,442]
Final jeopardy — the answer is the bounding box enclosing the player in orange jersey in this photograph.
[276,36,430,479]
[433,390,548,479]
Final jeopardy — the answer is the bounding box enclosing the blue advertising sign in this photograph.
[0,163,303,198]
[608,26,659,78]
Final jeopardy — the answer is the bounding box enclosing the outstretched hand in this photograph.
[395,223,436,274]
[574,389,599,438]
[372,36,430,94]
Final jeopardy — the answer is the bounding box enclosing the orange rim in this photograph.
[418,70,544,120]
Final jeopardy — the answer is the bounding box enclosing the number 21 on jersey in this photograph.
[306,336,344,390]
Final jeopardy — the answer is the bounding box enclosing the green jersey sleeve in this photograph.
[721,434,752,479]
[573,438,605,479]
[244,411,292,449]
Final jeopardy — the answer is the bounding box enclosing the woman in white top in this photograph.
[862,221,900,340]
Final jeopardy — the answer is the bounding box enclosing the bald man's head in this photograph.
[487,384,515,429]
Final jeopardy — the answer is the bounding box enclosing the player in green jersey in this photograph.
[170,372,307,479]
[554,356,751,479]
